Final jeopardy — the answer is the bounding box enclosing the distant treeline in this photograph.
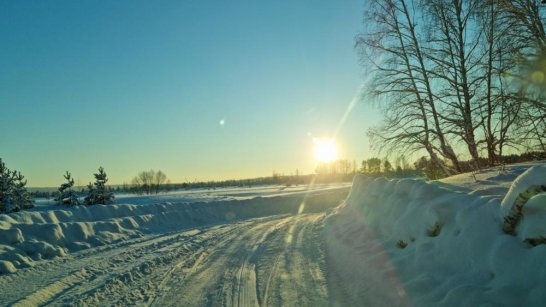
[118,171,355,194]
[334,151,545,180]
[28,171,354,198]
[25,150,546,201]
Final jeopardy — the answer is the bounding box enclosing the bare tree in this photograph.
[471,0,526,165]
[132,170,155,195]
[499,0,546,151]
[398,0,462,172]
[500,0,546,51]
[424,0,483,168]
[357,0,456,175]
[358,0,545,165]
[132,170,168,195]
[153,170,168,194]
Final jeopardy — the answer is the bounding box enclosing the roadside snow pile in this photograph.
[325,165,546,307]
[0,188,347,274]
[439,161,542,197]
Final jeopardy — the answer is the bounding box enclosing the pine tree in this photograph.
[84,167,114,205]
[55,171,80,206]
[83,182,96,205]
[12,171,33,210]
[0,159,15,213]
[0,159,33,213]
[383,159,393,173]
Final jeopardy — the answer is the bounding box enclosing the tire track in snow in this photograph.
[233,217,293,307]
[1,214,331,306]
[261,252,282,307]
[260,214,329,307]
[3,224,232,306]
[153,215,293,306]
[6,228,203,306]
[147,222,255,306]
[74,218,277,306]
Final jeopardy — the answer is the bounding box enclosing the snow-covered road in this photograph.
[2,214,329,306]
[0,184,352,306]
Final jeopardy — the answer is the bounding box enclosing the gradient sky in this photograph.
[0,0,381,187]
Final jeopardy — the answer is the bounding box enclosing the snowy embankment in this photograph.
[0,185,348,274]
[325,163,546,307]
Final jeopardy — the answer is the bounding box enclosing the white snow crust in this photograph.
[2,163,546,306]
[500,165,546,216]
[0,184,348,274]
[325,163,546,306]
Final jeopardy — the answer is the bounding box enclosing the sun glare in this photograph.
[314,139,338,163]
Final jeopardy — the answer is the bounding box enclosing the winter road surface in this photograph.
[0,187,350,306]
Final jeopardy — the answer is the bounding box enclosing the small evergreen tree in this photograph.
[12,171,33,210]
[55,171,80,206]
[0,159,33,213]
[0,159,16,213]
[414,156,447,180]
[367,158,382,173]
[383,159,393,173]
[84,167,114,205]
[84,182,95,205]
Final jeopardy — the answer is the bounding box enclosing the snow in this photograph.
[30,183,352,209]
[1,163,545,306]
[518,193,546,241]
[0,183,349,275]
[325,161,546,306]
[438,161,542,197]
[500,164,546,216]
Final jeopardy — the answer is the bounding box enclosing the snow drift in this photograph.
[0,188,347,274]
[325,165,546,307]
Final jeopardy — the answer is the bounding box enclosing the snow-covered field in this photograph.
[30,183,353,210]
[1,163,545,306]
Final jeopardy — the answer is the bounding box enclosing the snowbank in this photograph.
[439,161,543,197]
[325,165,546,307]
[0,188,347,274]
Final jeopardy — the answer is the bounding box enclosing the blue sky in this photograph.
[0,0,380,187]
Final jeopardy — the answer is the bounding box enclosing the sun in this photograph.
[314,139,338,163]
